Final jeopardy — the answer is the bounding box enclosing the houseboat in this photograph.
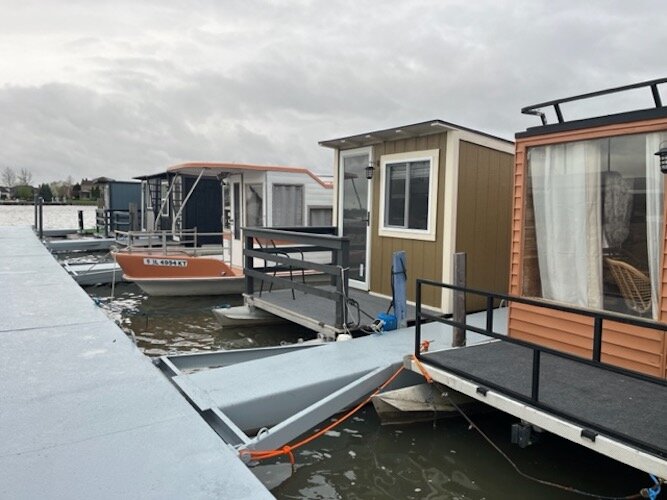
[114,162,333,296]
[508,80,667,379]
[319,119,515,313]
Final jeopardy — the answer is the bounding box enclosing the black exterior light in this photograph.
[655,144,667,174]
[365,161,375,180]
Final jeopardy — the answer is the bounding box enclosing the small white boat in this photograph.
[212,305,287,327]
[46,237,116,253]
[63,261,125,286]
[371,383,481,425]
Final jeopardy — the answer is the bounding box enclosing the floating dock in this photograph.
[0,226,272,499]
[158,308,506,454]
[246,287,416,339]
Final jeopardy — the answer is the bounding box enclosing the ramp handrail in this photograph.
[414,278,667,458]
[243,226,351,328]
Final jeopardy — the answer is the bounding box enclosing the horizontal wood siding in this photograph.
[455,141,513,311]
[509,118,667,379]
[370,133,446,308]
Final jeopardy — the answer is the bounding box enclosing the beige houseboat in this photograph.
[508,79,667,379]
[320,120,515,313]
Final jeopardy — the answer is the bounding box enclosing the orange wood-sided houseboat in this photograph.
[508,79,667,379]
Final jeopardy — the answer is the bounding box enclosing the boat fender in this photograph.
[336,333,352,342]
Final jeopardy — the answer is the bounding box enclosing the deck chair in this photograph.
[604,257,652,314]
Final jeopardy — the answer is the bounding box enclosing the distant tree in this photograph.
[71,183,81,199]
[38,183,53,202]
[1,166,16,187]
[16,168,33,186]
[15,185,34,201]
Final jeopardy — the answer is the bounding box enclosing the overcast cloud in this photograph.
[1,0,666,184]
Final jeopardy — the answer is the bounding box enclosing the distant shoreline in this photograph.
[0,201,98,206]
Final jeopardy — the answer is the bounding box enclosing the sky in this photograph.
[0,0,666,184]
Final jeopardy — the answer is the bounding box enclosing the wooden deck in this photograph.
[246,286,417,339]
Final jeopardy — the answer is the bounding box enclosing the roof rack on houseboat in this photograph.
[522,77,667,126]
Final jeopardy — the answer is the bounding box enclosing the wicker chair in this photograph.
[604,257,652,314]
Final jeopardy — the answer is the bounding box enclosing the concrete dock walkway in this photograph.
[0,226,272,499]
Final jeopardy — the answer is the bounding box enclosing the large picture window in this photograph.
[522,131,665,319]
[379,149,439,240]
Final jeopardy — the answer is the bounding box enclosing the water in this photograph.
[0,204,97,229]
[0,206,653,498]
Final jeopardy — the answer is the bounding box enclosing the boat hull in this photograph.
[212,305,287,327]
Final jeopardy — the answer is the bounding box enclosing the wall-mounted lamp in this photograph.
[365,161,376,180]
[655,143,667,174]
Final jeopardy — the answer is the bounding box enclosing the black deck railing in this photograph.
[522,77,667,125]
[243,226,351,328]
[414,279,667,457]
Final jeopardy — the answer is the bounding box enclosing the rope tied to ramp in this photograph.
[242,364,405,464]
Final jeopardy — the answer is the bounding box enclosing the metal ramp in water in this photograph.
[157,308,508,457]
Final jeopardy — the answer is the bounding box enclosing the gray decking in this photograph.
[0,226,272,500]
[247,286,417,338]
[422,341,667,460]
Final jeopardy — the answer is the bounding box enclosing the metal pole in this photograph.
[78,210,84,233]
[452,252,467,347]
[415,280,422,356]
[592,317,603,362]
[531,350,541,401]
[38,197,44,240]
[33,194,39,229]
[244,233,255,296]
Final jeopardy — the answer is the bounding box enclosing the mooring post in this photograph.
[78,210,84,233]
[452,252,466,347]
[38,197,44,240]
[33,194,39,230]
[128,203,138,231]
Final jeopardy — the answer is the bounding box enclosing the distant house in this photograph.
[10,185,36,200]
[0,186,10,200]
[79,179,95,199]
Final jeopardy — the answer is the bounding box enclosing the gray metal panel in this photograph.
[180,308,507,432]
[0,226,272,500]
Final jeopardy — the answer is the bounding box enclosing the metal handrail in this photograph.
[114,229,228,258]
[414,279,667,459]
[522,77,667,125]
[243,226,350,328]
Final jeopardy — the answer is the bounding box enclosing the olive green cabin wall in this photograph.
[455,141,514,311]
[369,133,447,308]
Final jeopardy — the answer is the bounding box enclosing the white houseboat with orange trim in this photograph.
[114,162,333,296]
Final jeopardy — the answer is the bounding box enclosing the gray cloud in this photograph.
[1,0,666,184]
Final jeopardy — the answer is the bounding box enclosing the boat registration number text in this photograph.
[143,258,188,267]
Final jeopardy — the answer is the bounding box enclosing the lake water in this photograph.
[0,204,98,230]
[0,206,653,498]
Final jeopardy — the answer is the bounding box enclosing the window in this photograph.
[379,149,439,240]
[522,132,665,319]
[245,183,264,227]
[309,206,333,226]
[272,184,303,226]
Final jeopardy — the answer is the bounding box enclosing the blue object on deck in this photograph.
[377,312,398,331]
[392,251,407,328]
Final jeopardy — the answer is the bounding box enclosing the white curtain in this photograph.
[531,141,603,308]
[645,133,666,319]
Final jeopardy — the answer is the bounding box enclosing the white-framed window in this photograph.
[379,149,439,241]
[308,206,333,226]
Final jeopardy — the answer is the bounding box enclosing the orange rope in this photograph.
[245,364,405,463]
[411,354,433,384]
